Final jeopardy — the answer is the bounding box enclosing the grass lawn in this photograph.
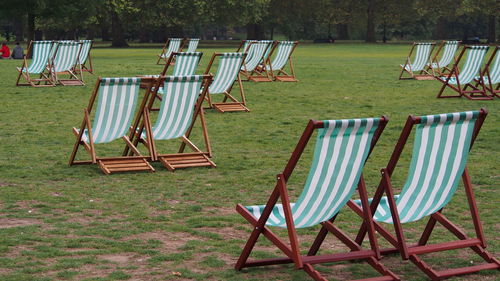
[0,43,498,280]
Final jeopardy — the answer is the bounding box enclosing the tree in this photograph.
[366,0,376,42]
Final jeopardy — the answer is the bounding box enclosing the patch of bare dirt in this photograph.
[0,218,41,229]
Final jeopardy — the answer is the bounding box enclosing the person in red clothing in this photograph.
[0,43,11,59]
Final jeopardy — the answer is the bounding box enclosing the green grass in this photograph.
[0,43,498,280]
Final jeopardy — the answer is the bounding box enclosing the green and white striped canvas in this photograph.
[479,49,500,85]
[402,43,433,72]
[161,38,183,59]
[209,53,245,94]
[431,41,459,69]
[78,40,92,64]
[240,40,257,53]
[147,75,203,140]
[172,52,202,76]
[270,41,295,71]
[52,41,82,72]
[246,118,381,228]
[81,78,141,144]
[370,111,479,224]
[242,41,271,72]
[440,46,489,85]
[260,40,274,62]
[24,41,54,74]
[187,38,200,52]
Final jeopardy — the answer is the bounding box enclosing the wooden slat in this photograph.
[436,263,499,278]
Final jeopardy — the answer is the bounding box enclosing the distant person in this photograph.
[11,42,24,59]
[0,43,10,59]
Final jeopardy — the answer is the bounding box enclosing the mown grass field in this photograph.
[0,43,498,281]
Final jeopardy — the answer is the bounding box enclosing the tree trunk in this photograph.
[13,19,24,42]
[246,23,265,40]
[27,12,35,43]
[488,15,496,43]
[111,12,128,47]
[434,17,447,39]
[366,0,376,42]
[336,24,349,40]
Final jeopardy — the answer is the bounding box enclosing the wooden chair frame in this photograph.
[49,42,85,86]
[240,42,273,82]
[235,118,400,281]
[425,40,460,76]
[436,45,491,100]
[348,109,500,280]
[399,42,436,80]
[476,46,500,98]
[248,41,276,82]
[204,52,249,113]
[127,75,216,171]
[268,41,299,82]
[69,77,157,174]
[15,40,55,87]
[156,38,185,65]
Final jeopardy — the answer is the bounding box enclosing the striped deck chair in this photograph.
[349,109,499,280]
[156,38,184,65]
[204,52,248,113]
[436,45,491,100]
[241,41,273,81]
[16,41,55,87]
[49,41,84,86]
[268,41,299,82]
[69,77,156,174]
[476,46,500,98]
[236,117,400,281]
[76,40,94,74]
[399,42,436,80]
[186,38,200,52]
[249,40,275,82]
[135,75,216,171]
[427,40,460,76]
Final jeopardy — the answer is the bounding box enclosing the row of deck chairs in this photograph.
[156,38,200,64]
[400,41,500,100]
[16,40,93,87]
[235,109,499,280]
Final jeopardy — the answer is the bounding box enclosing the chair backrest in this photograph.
[270,41,296,70]
[260,40,274,62]
[78,40,93,64]
[437,41,460,68]
[26,41,54,74]
[264,118,382,228]
[171,52,202,76]
[209,53,245,94]
[485,47,500,84]
[410,43,433,71]
[162,38,183,58]
[242,41,271,71]
[150,75,204,140]
[457,46,489,84]
[187,38,200,52]
[240,40,257,53]
[52,41,82,72]
[374,111,480,224]
[91,77,141,144]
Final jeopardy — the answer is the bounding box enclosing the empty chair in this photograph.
[156,38,184,65]
[49,41,84,86]
[16,41,55,87]
[186,38,200,52]
[268,41,299,82]
[399,42,435,80]
[427,40,460,76]
[476,46,500,98]
[77,40,94,74]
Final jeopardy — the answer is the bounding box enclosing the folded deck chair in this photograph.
[235,117,400,281]
[204,52,248,113]
[476,46,500,98]
[134,75,216,171]
[240,41,273,81]
[69,77,156,174]
[76,40,94,74]
[436,45,491,100]
[16,41,55,87]
[349,109,499,280]
[399,42,436,80]
[268,41,299,82]
[156,38,184,65]
[49,41,84,86]
[186,38,200,52]
[426,40,460,76]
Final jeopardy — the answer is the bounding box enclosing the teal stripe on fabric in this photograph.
[172,52,202,76]
[161,38,183,59]
[82,77,141,144]
[187,39,200,52]
[270,41,295,71]
[481,49,500,84]
[78,40,92,64]
[372,111,479,224]
[25,41,53,74]
[405,43,433,71]
[456,46,489,84]
[245,117,380,229]
[209,53,245,94]
[242,41,270,71]
[437,41,459,68]
[53,42,82,72]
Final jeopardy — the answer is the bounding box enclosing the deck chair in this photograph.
[186,38,200,52]
[49,41,84,86]
[248,40,275,82]
[235,117,400,281]
[240,41,273,81]
[204,52,248,113]
[427,40,460,76]
[268,41,299,82]
[476,46,500,98]
[76,40,94,74]
[436,45,491,100]
[69,77,156,174]
[399,42,436,80]
[133,75,216,171]
[349,109,499,280]
[15,41,55,87]
[156,38,184,65]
